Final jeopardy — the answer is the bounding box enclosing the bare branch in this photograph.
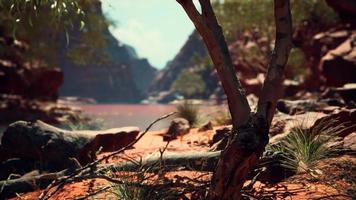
[177,0,251,127]
[39,112,176,200]
[257,0,293,126]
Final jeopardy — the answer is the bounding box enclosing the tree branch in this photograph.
[177,0,251,128]
[257,0,293,126]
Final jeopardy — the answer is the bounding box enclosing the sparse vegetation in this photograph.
[176,101,200,127]
[111,172,164,200]
[268,119,346,174]
[171,69,207,99]
[214,0,338,42]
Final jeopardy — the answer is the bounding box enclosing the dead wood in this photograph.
[0,120,140,168]
[38,112,176,200]
[0,151,220,199]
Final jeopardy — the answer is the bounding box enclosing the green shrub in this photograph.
[268,119,345,173]
[176,101,200,127]
[171,70,206,99]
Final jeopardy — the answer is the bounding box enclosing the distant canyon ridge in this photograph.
[2,0,354,104]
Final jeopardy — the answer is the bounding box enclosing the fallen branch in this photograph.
[38,112,176,200]
[0,120,140,167]
[0,150,220,199]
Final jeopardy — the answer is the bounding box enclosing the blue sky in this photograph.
[101,0,196,69]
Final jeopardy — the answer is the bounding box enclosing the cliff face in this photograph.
[59,1,156,103]
[149,1,356,103]
[149,31,207,93]
[0,36,63,101]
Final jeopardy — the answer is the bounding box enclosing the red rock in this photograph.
[163,118,190,141]
[312,109,356,137]
[319,33,356,87]
[326,0,356,22]
[343,132,356,151]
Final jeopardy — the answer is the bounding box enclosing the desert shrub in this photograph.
[268,119,345,173]
[171,70,207,99]
[176,101,200,127]
[113,178,167,200]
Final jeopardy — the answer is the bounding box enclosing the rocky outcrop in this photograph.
[319,32,356,87]
[322,83,356,104]
[0,31,84,124]
[0,37,63,100]
[163,118,190,141]
[149,29,302,102]
[326,0,356,23]
[0,94,83,125]
[312,108,356,137]
[149,31,207,93]
[0,60,63,100]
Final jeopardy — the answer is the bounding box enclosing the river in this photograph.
[78,104,177,131]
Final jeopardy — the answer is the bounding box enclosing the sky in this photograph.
[101,0,196,69]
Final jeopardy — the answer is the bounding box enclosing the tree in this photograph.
[172,69,207,98]
[176,0,292,199]
[0,0,111,67]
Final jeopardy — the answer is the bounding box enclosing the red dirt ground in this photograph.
[12,127,355,200]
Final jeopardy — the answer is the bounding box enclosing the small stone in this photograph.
[163,118,190,141]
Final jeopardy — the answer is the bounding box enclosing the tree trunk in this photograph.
[176,0,292,199]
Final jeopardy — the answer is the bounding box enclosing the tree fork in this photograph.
[177,0,292,199]
[177,0,251,128]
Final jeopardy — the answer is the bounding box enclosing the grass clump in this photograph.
[176,101,200,127]
[268,119,345,174]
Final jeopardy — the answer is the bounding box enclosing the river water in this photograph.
[78,104,177,131]
[0,103,225,138]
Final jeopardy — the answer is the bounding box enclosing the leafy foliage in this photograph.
[176,100,200,127]
[268,119,345,173]
[0,0,112,67]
